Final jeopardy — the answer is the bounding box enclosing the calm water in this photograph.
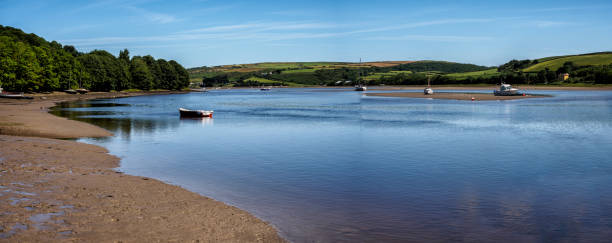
[52,88,612,242]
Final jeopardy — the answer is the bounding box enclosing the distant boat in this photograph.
[424,76,434,95]
[179,108,213,118]
[494,83,522,96]
[354,84,367,91]
[76,88,89,94]
[260,87,271,91]
[0,92,33,100]
[64,89,77,94]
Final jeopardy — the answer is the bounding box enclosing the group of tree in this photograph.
[0,25,189,92]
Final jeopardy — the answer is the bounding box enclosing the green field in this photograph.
[524,53,612,72]
[281,68,319,74]
[244,77,303,87]
[445,68,499,79]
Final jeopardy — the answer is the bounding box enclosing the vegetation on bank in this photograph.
[0,25,189,92]
[191,52,612,87]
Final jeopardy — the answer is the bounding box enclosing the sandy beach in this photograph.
[366,91,549,100]
[0,92,285,242]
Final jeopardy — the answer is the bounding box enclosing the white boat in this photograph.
[424,76,434,95]
[494,83,522,96]
[354,84,367,91]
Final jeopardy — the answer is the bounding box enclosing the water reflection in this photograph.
[51,100,181,140]
[53,90,612,242]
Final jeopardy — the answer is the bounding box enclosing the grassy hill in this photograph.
[445,68,499,80]
[523,52,612,72]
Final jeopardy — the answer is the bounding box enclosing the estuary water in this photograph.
[52,88,612,242]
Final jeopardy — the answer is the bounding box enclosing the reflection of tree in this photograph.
[50,102,179,140]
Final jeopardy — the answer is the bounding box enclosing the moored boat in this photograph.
[0,92,34,99]
[494,83,523,96]
[64,89,77,94]
[424,76,434,95]
[354,84,367,91]
[179,108,213,118]
[76,88,89,94]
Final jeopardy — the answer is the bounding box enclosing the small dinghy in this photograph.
[179,108,213,118]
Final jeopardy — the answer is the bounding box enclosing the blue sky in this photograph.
[1,0,611,68]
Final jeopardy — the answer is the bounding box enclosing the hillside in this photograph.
[523,52,612,72]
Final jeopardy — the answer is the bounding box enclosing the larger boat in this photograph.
[179,108,213,118]
[494,83,522,96]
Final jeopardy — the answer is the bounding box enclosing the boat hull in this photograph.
[179,108,213,118]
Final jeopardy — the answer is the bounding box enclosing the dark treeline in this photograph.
[0,25,189,92]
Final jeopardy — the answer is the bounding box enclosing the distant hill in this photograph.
[523,52,612,72]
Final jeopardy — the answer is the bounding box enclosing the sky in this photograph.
[1,0,611,68]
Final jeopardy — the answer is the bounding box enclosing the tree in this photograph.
[130,57,153,90]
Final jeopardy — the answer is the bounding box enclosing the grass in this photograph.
[446,68,499,79]
[244,77,303,87]
[524,53,612,72]
[281,69,319,74]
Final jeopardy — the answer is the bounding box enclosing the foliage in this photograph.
[0,25,190,92]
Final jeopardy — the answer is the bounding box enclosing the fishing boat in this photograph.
[179,108,213,118]
[494,83,522,96]
[424,76,434,95]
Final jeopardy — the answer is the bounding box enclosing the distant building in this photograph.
[560,73,570,81]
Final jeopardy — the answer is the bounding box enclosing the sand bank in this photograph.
[0,91,284,242]
[366,92,549,100]
[364,85,612,91]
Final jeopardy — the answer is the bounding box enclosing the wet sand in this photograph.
[0,91,284,242]
[366,91,549,101]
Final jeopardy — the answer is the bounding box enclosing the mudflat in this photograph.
[0,91,285,242]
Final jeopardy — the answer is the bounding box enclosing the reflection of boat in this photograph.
[424,76,434,95]
[179,108,213,118]
[494,83,522,96]
[180,116,214,126]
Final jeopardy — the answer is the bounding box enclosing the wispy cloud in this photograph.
[365,35,493,42]
[61,18,505,46]
[524,5,609,13]
[344,18,498,35]
[125,6,180,24]
[530,20,568,28]
[179,22,339,34]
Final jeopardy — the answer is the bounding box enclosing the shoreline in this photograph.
[0,91,285,242]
